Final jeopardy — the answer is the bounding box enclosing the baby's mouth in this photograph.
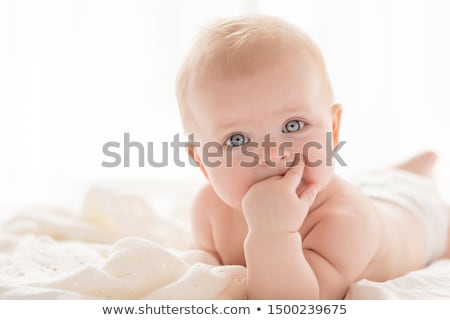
[285,153,303,168]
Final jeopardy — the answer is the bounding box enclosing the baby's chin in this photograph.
[218,191,244,211]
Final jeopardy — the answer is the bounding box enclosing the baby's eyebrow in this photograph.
[217,121,239,132]
[275,105,308,116]
[215,117,252,135]
[218,106,305,130]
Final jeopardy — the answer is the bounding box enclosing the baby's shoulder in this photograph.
[319,176,376,219]
[191,183,232,224]
[301,179,381,289]
[304,177,380,248]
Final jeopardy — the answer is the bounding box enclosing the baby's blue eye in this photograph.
[225,133,249,147]
[283,119,305,133]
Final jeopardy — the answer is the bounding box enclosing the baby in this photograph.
[175,15,450,299]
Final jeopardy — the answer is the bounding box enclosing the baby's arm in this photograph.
[301,213,378,299]
[243,162,378,299]
[190,184,222,263]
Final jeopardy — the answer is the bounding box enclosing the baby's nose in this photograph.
[257,145,292,167]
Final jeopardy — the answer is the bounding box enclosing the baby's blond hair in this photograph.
[176,15,333,134]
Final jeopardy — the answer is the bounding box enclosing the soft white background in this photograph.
[1,0,450,209]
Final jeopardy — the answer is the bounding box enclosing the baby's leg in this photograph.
[443,207,450,259]
[395,151,437,177]
[443,219,450,259]
[395,151,450,260]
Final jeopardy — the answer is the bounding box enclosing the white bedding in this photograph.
[0,184,449,299]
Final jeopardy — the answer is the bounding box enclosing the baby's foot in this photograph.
[395,151,437,177]
[443,209,450,259]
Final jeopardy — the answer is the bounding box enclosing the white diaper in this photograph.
[352,168,449,264]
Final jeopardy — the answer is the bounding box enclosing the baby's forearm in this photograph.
[244,231,319,299]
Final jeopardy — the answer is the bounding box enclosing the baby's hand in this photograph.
[242,155,321,234]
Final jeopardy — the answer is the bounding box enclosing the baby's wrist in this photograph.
[245,227,300,237]
[245,230,301,249]
[243,209,307,234]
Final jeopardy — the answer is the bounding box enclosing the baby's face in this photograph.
[188,59,341,210]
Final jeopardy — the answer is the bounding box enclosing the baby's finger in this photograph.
[298,183,321,208]
[282,153,305,189]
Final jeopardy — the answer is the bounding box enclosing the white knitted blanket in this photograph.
[0,187,246,299]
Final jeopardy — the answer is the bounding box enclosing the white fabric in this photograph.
[346,260,450,299]
[0,183,449,299]
[353,168,449,263]
[0,187,246,299]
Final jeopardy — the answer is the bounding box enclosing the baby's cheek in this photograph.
[303,160,334,189]
[302,144,333,184]
[302,142,327,166]
[208,168,252,209]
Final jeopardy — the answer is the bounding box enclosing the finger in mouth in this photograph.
[286,153,303,168]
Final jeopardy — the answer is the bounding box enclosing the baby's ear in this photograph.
[186,144,209,180]
[331,103,343,147]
